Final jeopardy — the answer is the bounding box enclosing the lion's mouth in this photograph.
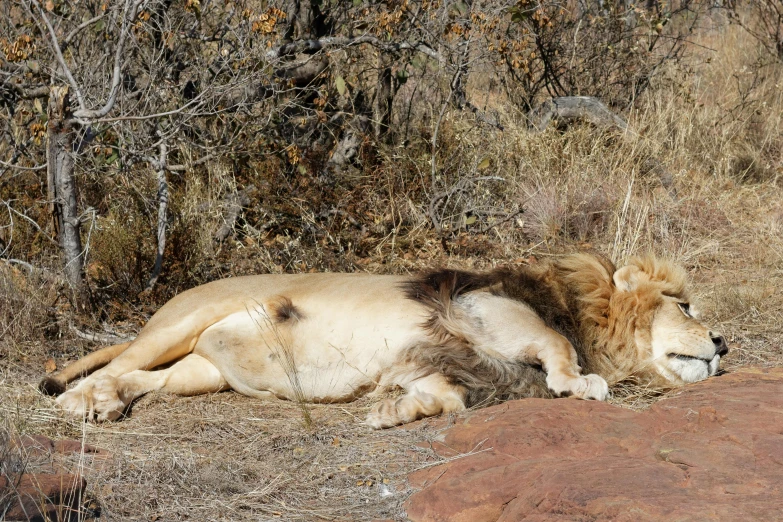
[666,352,723,380]
[667,353,713,363]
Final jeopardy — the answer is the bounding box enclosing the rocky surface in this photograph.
[2,435,103,521]
[2,473,86,522]
[405,368,783,522]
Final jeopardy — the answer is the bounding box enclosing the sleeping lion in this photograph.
[41,253,727,428]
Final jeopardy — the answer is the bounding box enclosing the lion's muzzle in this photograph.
[711,334,729,357]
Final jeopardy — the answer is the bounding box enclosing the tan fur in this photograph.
[43,254,726,427]
[39,342,132,395]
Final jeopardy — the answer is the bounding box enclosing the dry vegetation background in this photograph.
[2,0,783,520]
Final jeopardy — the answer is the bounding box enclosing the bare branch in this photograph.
[1,258,37,273]
[72,0,148,119]
[267,35,446,65]
[64,14,106,45]
[430,38,471,222]
[167,154,217,173]
[76,95,204,124]
[29,0,86,111]
[0,158,47,171]
[7,84,51,99]
[3,202,59,246]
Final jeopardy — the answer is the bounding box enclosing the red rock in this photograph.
[405,368,783,521]
[13,435,102,458]
[1,473,86,522]
[4,435,107,520]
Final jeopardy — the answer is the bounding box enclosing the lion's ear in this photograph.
[613,265,647,292]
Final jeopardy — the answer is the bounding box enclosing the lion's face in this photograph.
[649,298,728,383]
[613,260,728,385]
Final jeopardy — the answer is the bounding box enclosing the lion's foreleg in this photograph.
[537,337,608,400]
[366,373,466,429]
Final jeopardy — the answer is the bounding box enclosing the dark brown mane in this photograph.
[499,253,617,373]
[402,267,553,406]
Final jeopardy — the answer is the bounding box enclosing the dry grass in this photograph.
[2,18,783,522]
[0,379,454,521]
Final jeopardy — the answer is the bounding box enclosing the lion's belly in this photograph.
[193,302,427,402]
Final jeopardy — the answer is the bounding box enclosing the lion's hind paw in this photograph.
[55,375,127,422]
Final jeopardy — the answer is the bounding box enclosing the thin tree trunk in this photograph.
[373,54,394,141]
[145,142,168,292]
[47,85,87,309]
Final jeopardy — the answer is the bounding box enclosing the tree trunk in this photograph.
[47,85,87,309]
[144,143,168,293]
[373,54,394,142]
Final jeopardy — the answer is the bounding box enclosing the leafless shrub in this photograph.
[0,263,55,350]
[726,1,783,62]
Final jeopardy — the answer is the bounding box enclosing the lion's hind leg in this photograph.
[56,354,229,421]
[366,373,466,429]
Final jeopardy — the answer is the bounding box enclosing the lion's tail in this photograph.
[403,268,499,344]
[38,341,133,396]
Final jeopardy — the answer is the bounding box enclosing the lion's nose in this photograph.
[711,335,728,357]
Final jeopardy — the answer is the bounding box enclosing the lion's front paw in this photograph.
[547,373,608,401]
[56,375,127,422]
[577,374,609,400]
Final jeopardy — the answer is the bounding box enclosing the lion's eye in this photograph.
[677,302,691,317]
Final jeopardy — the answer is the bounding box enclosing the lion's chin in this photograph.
[676,355,723,383]
[656,354,722,384]
[708,354,722,377]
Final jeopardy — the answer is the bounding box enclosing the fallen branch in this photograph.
[2,258,38,274]
[71,324,133,344]
[0,258,64,284]
[527,96,675,193]
[528,96,628,132]
[478,207,524,235]
[167,153,217,173]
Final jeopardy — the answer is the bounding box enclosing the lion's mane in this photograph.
[403,253,690,405]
